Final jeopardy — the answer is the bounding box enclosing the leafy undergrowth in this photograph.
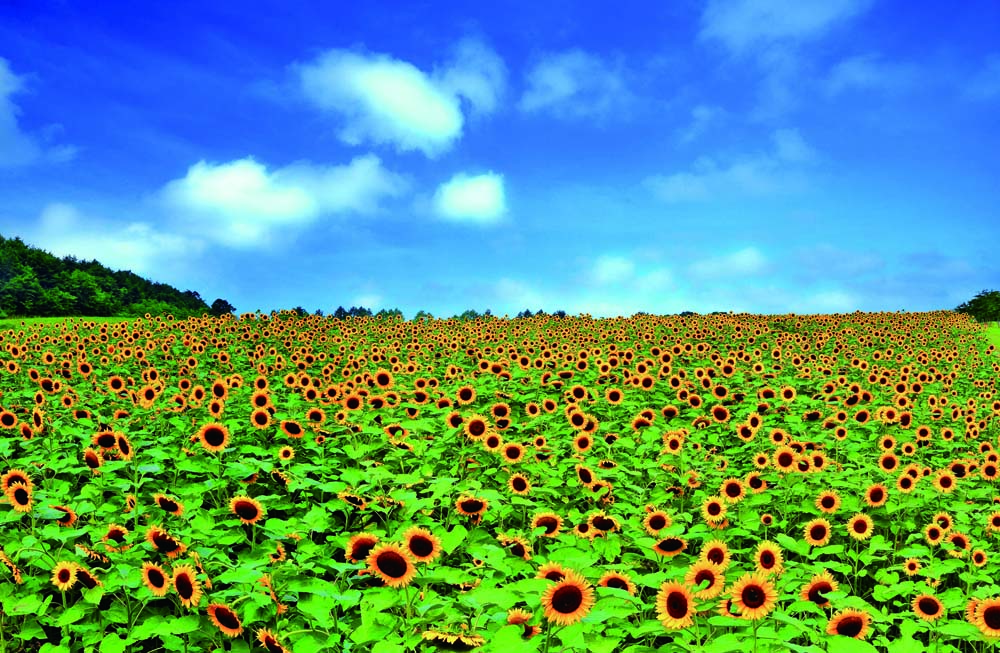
[1,310,999,653]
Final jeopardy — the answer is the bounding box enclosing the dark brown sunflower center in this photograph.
[284,422,301,435]
[13,487,29,504]
[578,469,593,484]
[352,540,376,561]
[648,515,666,530]
[870,489,884,502]
[760,552,775,567]
[375,551,408,578]
[147,569,166,587]
[175,573,194,598]
[593,516,615,531]
[725,484,740,497]
[836,615,864,637]
[808,582,832,604]
[657,538,684,553]
[461,500,484,513]
[778,453,793,466]
[96,433,116,447]
[983,605,1000,629]
[606,577,628,590]
[742,585,766,608]
[159,498,179,513]
[853,520,868,533]
[215,606,240,629]
[666,591,689,618]
[707,548,724,564]
[154,534,179,552]
[551,585,583,614]
[537,517,558,534]
[918,598,940,616]
[509,542,526,557]
[821,497,835,508]
[409,535,434,557]
[708,502,722,516]
[204,427,225,446]
[695,570,715,588]
[512,477,527,491]
[58,569,71,582]
[486,436,500,447]
[107,529,126,542]
[468,421,486,436]
[234,501,260,520]
[811,525,827,540]
[505,446,520,459]
[85,453,100,468]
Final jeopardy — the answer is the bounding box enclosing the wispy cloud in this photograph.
[432,171,507,224]
[678,104,726,143]
[700,0,872,53]
[0,57,76,168]
[825,53,917,96]
[689,246,769,279]
[162,154,409,247]
[296,39,505,157]
[519,49,631,119]
[645,128,816,202]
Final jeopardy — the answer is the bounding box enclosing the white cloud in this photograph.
[646,129,815,202]
[700,0,872,53]
[432,172,506,223]
[434,37,508,115]
[825,53,916,95]
[772,128,816,162]
[679,104,725,143]
[690,247,769,278]
[162,154,408,247]
[0,57,76,168]
[33,203,202,279]
[494,278,546,313]
[591,255,636,284]
[297,40,504,157]
[519,49,630,119]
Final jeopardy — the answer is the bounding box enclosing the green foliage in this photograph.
[955,289,1000,324]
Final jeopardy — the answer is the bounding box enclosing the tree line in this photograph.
[0,234,233,318]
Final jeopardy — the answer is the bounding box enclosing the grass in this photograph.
[985,323,1000,348]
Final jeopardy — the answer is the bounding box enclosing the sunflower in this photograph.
[6,482,32,513]
[700,540,731,570]
[537,561,568,582]
[207,603,243,637]
[198,422,230,453]
[946,531,970,557]
[76,566,102,590]
[804,518,832,547]
[730,573,778,620]
[815,491,841,514]
[141,562,170,597]
[51,561,78,591]
[575,465,597,487]
[974,598,1000,638]
[153,494,184,517]
[931,511,953,533]
[973,549,988,567]
[499,534,532,560]
[115,433,134,461]
[366,543,417,588]
[827,608,872,639]
[250,408,272,430]
[685,560,725,599]
[230,496,264,524]
[755,541,784,575]
[507,608,541,639]
[572,433,593,453]
[83,448,104,474]
[924,524,944,546]
[102,523,131,552]
[912,594,944,622]
[455,496,488,520]
[455,385,476,405]
[773,446,797,472]
[146,525,186,559]
[508,473,531,496]
[257,629,290,653]
[279,420,304,439]
[50,504,77,527]
[540,570,595,626]
[701,497,728,524]
[345,533,379,563]
[402,527,442,563]
[800,570,838,607]
[531,512,563,538]
[864,483,889,508]
[653,536,687,557]
[720,478,745,503]
[846,514,874,541]
[656,581,695,629]
[501,442,526,464]
[463,415,489,440]
[643,510,672,536]
[934,470,957,493]
[483,433,503,452]
[598,571,636,595]
[903,558,921,576]
[172,565,202,608]
[277,446,295,462]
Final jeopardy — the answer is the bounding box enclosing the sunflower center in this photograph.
[409,535,434,557]
[175,574,193,598]
[235,501,260,521]
[870,489,884,502]
[578,469,593,484]
[666,591,689,618]
[148,569,165,587]
[606,577,627,590]
[352,540,376,561]
[468,421,485,437]
[215,606,241,629]
[810,525,827,541]
[822,497,835,508]
[707,548,724,564]
[983,605,1000,629]
[760,552,775,567]
[58,569,71,582]
[836,615,864,637]
[204,427,225,446]
[918,598,940,616]
[13,487,29,505]
[593,516,615,531]
[118,439,131,455]
[461,499,484,513]
[648,515,666,530]
[742,585,766,608]
[708,503,722,516]
[154,534,179,552]
[375,551,408,578]
[853,520,868,534]
[538,517,558,534]
[694,570,715,588]
[809,582,831,604]
[657,538,683,553]
[551,585,583,614]
[160,499,179,513]
[725,484,740,498]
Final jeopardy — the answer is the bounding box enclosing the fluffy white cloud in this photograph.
[700,0,872,53]
[679,104,725,143]
[432,172,506,223]
[591,255,636,284]
[33,203,202,279]
[162,154,408,247]
[689,247,769,278]
[645,129,815,202]
[0,58,76,168]
[297,39,505,157]
[825,53,916,95]
[519,50,629,119]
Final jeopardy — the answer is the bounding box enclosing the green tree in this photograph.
[955,289,1000,325]
[210,298,236,316]
[0,270,44,315]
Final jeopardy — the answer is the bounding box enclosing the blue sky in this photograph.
[1,1,998,317]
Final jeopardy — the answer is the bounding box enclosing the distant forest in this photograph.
[0,234,229,318]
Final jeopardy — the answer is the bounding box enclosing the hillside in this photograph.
[0,234,221,318]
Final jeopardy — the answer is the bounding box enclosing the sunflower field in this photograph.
[1,311,1000,653]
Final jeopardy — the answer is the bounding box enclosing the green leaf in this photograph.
[827,637,880,653]
[57,603,88,626]
[442,524,468,554]
[703,633,747,652]
[372,641,407,653]
[99,634,129,653]
[887,637,925,653]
